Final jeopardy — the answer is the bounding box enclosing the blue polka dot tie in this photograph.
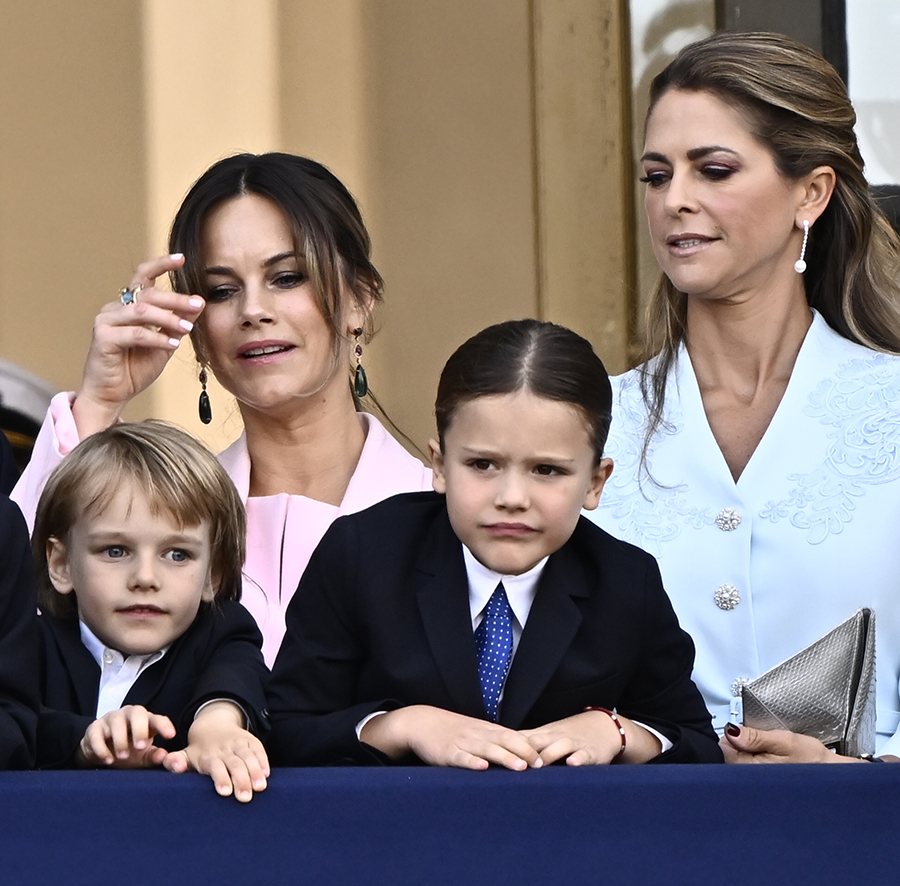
[474,582,513,722]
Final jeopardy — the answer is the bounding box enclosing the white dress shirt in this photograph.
[79,622,167,718]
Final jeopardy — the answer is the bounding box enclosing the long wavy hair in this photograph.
[637,31,900,450]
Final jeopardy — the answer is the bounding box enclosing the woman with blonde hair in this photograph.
[590,31,900,762]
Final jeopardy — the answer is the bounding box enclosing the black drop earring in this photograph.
[198,367,212,424]
[353,328,369,398]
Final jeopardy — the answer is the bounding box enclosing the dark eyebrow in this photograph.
[263,251,302,268]
[640,146,739,164]
[687,145,738,161]
[204,252,302,276]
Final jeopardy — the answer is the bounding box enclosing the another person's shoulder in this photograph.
[355,413,433,490]
[814,309,900,371]
[0,494,27,531]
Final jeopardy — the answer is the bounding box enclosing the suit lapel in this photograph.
[123,619,196,708]
[47,617,102,716]
[499,545,587,727]
[415,509,486,719]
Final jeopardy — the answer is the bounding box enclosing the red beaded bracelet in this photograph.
[584,706,626,759]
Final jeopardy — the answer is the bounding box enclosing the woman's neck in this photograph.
[240,386,367,505]
[684,282,812,481]
[685,285,812,390]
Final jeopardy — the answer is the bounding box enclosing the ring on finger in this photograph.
[119,283,143,306]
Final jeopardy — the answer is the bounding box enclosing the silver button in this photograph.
[716,508,741,531]
[103,650,115,665]
[714,584,741,610]
[731,677,751,697]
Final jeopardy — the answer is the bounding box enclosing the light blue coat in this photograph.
[590,310,900,755]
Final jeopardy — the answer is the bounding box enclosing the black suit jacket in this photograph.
[267,492,720,765]
[38,601,270,768]
[0,432,19,496]
[0,497,39,768]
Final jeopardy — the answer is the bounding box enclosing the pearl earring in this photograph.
[794,220,810,274]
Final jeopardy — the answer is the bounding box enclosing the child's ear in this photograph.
[428,438,447,494]
[46,537,75,595]
[582,457,613,511]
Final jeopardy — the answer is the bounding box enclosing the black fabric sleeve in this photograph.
[0,497,39,769]
[175,602,271,740]
[266,517,399,766]
[614,556,721,764]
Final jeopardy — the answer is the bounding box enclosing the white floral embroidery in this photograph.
[760,354,900,544]
[599,376,716,556]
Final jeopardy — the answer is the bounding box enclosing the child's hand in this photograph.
[360,704,543,770]
[162,701,269,803]
[520,711,662,765]
[77,705,176,768]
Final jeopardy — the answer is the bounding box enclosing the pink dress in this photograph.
[13,393,433,664]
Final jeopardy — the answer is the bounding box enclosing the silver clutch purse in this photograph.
[741,608,876,757]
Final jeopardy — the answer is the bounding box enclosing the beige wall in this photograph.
[0,0,633,456]
[0,1,148,394]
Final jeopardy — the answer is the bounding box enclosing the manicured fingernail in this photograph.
[170,253,183,260]
[117,751,128,759]
[532,758,543,768]
[135,740,146,749]
[179,319,193,332]
[189,297,204,309]
[168,337,180,348]
[725,722,741,737]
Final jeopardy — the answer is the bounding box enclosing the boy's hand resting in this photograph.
[360,705,544,770]
[520,711,662,766]
[162,701,269,802]
[77,704,175,768]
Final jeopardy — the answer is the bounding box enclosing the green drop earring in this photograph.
[353,328,368,398]
[198,367,212,424]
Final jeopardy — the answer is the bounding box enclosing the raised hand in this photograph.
[73,254,205,437]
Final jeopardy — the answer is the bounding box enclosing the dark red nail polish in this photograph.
[725,722,741,737]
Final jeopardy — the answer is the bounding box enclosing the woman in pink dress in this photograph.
[14,153,432,664]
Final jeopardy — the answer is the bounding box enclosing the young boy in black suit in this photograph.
[33,421,270,800]
[267,321,720,767]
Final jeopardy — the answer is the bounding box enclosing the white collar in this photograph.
[79,620,169,669]
[462,545,548,628]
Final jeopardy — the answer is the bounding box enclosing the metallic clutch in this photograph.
[741,608,876,757]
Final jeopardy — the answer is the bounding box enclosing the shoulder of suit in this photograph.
[190,600,259,633]
[572,515,658,568]
[334,490,446,529]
